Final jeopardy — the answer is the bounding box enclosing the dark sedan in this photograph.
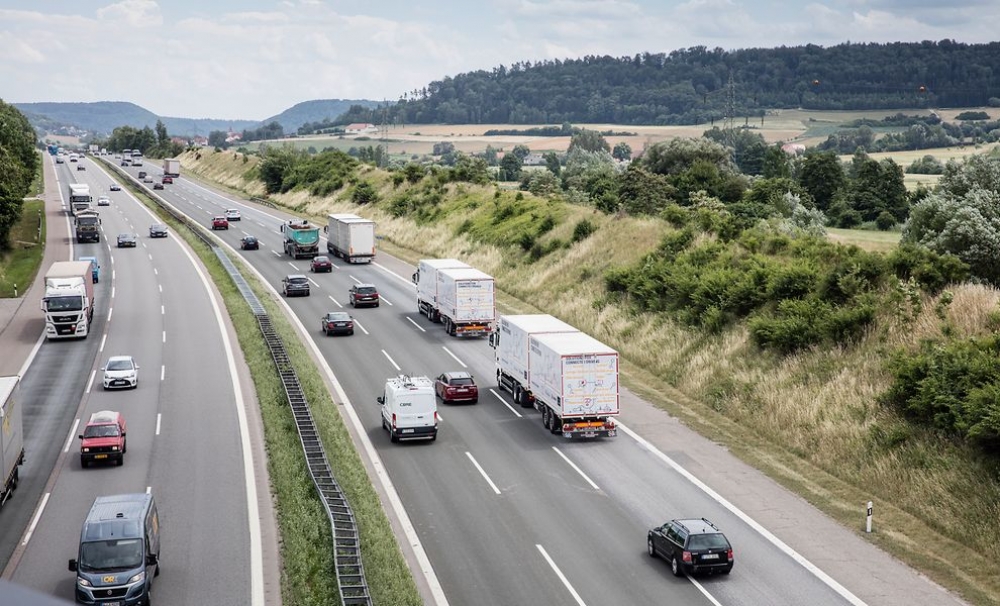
[241,236,259,250]
[116,233,137,248]
[153,182,164,190]
[149,224,168,238]
[310,255,333,273]
[321,311,354,336]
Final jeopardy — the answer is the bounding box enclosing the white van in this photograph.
[378,375,438,442]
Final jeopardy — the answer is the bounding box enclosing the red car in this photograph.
[212,216,229,230]
[310,255,333,273]
[435,371,478,404]
[348,283,379,307]
[162,175,173,184]
[79,410,127,467]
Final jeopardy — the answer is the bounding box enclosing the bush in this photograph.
[352,181,378,205]
[886,244,969,293]
[748,299,831,354]
[875,210,896,231]
[571,219,596,243]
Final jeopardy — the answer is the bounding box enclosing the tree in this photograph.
[762,144,792,179]
[208,130,229,149]
[0,100,38,250]
[511,144,531,161]
[798,152,845,212]
[432,142,455,156]
[155,119,168,146]
[482,145,498,166]
[568,128,610,153]
[499,152,523,181]
[543,151,561,176]
[616,165,674,215]
[612,142,632,161]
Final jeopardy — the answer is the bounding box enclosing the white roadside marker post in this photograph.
[866,501,873,533]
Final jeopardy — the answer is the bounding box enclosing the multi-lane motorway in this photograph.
[2,153,965,606]
[1,156,267,605]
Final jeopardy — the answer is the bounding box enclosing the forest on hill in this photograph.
[364,40,1000,126]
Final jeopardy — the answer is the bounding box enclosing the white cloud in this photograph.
[510,0,642,18]
[0,32,45,64]
[96,0,162,27]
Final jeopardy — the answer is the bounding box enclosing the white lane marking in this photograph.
[382,350,401,371]
[99,334,107,352]
[110,255,115,265]
[146,486,151,494]
[112,269,116,280]
[160,365,165,381]
[111,286,116,299]
[142,242,147,249]
[436,411,443,421]
[442,346,467,368]
[154,268,158,275]
[373,261,414,286]
[108,307,113,321]
[241,230,250,236]
[406,317,426,332]
[352,319,369,335]
[158,284,162,293]
[196,205,203,210]
[15,332,45,379]
[617,423,869,606]
[161,305,165,315]
[552,447,600,490]
[156,414,162,436]
[491,389,522,418]
[63,418,81,453]
[287,262,299,270]
[536,545,587,606]
[85,369,96,394]
[272,250,281,257]
[327,295,343,308]
[465,452,501,495]
[162,331,166,343]
[148,253,153,261]
[308,277,320,287]
[21,493,51,547]
[688,577,724,606]
[378,294,393,306]
[348,274,362,284]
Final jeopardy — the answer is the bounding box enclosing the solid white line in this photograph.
[379,294,393,306]
[308,277,320,287]
[617,423,869,606]
[85,369,96,394]
[491,389,522,418]
[552,447,600,490]
[382,349,401,371]
[442,346,467,368]
[536,545,587,606]
[328,295,343,308]
[688,576,724,606]
[160,365,165,381]
[15,333,45,378]
[465,452,501,495]
[406,317,426,332]
[99,334,107,352]
[156,413,161,436]
[162,331,166,343]
[62,418,81,453]
[353,319,369,335]
[21,493,51,547]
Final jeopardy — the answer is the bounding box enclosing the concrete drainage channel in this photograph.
[105,160,374,605]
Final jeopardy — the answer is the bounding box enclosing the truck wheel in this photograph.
[542,407,551,430]
[550,416,561,435]
[11,468,18,489]
[390,431,399,443]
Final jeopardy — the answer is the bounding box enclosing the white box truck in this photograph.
[435,267,495,337]
[41,261,96,339]
[68,183,92,216]
[490,314,580,407]
[377,375,438,442]
[413,259,470,322]
[326,213,376,263]
[0,376,25,508]
[163,159,181,178]
[528,331,620,438]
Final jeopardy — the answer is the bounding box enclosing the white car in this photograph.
[97,196,111,207]
[225,208,241,221]
[102,356,139,390]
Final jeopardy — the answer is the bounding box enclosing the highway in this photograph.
[111,158,905,606]
[2,156,263,606]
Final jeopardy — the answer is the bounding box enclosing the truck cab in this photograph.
[378,375,438,443]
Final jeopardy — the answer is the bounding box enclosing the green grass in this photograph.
[0,199,46,297]
[118,174,422,606]
[826,227,901,252]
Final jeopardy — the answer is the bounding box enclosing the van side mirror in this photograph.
[68,559,78,572]
[146,554,158,566]
[376,396,385,405]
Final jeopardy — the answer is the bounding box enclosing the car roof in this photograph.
[108,355,134,363]
[443,371,472,380]
[88,410,121,424]
[672,518,723,535]
[314,255,329,260]
[242,235,257,240]
[326,311,351,318]
[286,274,307,280]
[354,283,377,288]
[118,232,134,237]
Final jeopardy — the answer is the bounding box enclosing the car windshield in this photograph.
[356,286,377,294]
[450,377,474,386]
[46,295,83,311]
[314,257,329,263]
[83,424,120,438]
[244,237,256,243]
[687,534,730,550]
[107,359,134,371]
[152,225,165,231]
[118,234,133,240]
[79,539,143,572]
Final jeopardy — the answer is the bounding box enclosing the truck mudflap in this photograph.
[561,419,618,439]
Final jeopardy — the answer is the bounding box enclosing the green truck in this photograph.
[280,219,320,259]
[74,210,101,243]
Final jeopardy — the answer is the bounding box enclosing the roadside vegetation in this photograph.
[0,199,45,297]
[179,136,1000,604]
[123,176,422,606]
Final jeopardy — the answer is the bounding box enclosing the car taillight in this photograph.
[727,549,734,561]
[682,551,692,564]
[604,419,616,429]
[434,411,440,423]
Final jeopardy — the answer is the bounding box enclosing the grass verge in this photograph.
[0,199,46,297]
[124,180,422,605]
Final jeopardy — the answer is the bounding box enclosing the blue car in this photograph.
[78,256,100,283]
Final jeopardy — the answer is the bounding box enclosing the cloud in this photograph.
[96,0,162,27]
[0,32,45,64]
[509,0,642,18]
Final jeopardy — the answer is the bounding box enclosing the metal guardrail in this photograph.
[101,157,373,605]
[250,196,278,209]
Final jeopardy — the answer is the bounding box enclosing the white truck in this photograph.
[326,213,375,263]
[435,267,495,337]
[413,259,470,322]
[490,314,580,407]
[377,375,438,443]
[528,331,620,438]
[0,376,25,508]
[41,261,96,340]
[163,159,181,178]
[68,183,92,215]
[131,150,143,166]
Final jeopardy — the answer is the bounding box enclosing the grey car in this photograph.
[282,274,310,297]
[116,233,137,248]
[149,224,168,238]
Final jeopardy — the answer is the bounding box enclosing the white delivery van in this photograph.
[378,375,438,442]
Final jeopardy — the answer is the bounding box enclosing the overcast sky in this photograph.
[2,0,996,120]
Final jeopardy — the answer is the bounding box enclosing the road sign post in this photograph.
[866,501,873,533]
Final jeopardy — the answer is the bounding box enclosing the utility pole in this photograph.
[379,99,390,168]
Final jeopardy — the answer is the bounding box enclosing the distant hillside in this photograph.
[13,101,258,137]
[262,99,379,132]
[159,116,259,137]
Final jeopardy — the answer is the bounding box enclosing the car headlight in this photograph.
[127,571,145,584]
[111,446,119,451]
[78,577,92,587]
[82,448,90,453]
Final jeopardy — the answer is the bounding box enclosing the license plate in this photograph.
[102,602,121,606]
[702,553,719,560]
[582,432,597,438]
[95,454,108,459]
[401,429,414,434]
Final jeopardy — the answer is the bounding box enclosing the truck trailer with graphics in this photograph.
[434,267,495,337]
[490,314,580,407]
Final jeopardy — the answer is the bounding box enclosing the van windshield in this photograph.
[46,295,83,311]
[79,539,143,571]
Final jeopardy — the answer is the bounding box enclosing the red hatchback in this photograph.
[79,410,127,467]
[212,216,229,230]
[435,371,478,404]
[310,255,333,273]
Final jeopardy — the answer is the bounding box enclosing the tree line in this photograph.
[0,100,38,250]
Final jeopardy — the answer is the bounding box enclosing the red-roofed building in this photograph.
[345,123,376,134]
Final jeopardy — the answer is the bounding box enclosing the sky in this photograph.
[2,0,997,120]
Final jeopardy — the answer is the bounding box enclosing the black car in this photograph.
[282,274,310,297]
[310,255,333,273]
[77,164,86,171]
[149,224,168,238]
[348,283,379,307]
[109,183,121,191]
[116,233,137,248]
[153,182,164,190]
[240,236,259,250]
[647,518,733,577]
[321,311,354,336]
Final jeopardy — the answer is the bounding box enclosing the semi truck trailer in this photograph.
[435,267,495,337]
[68,183,92,215]
[491,314,580,407]
[413,259,470,322]
[326,213,376,263]
[163,159,181,178]
[0,376,25,508]
[281,219,320,259]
